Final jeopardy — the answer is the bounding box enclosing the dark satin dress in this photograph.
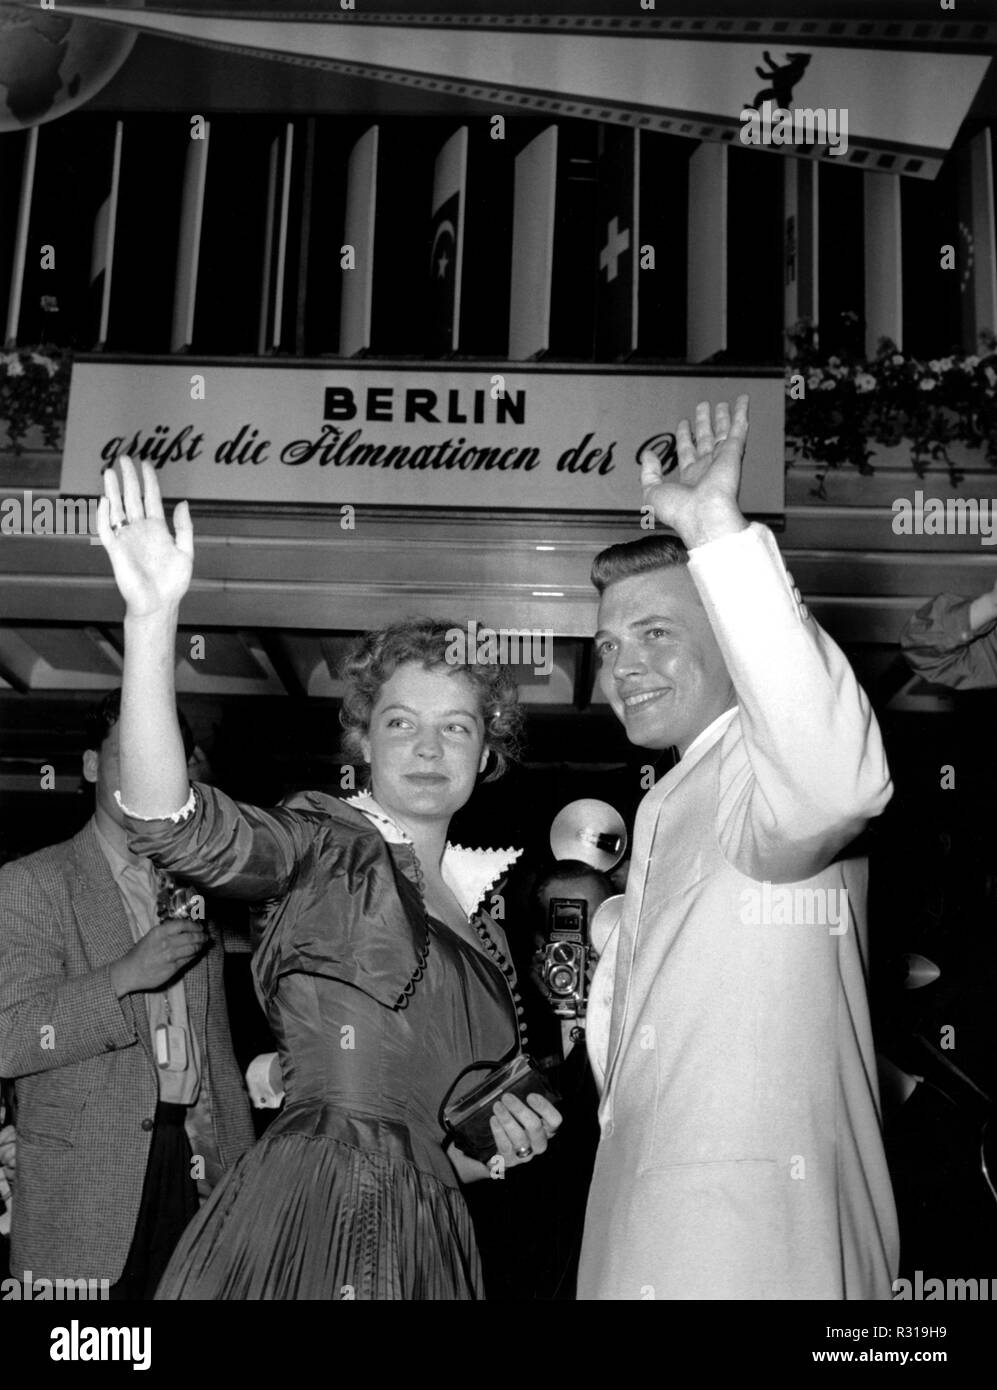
[126,787,519,1301]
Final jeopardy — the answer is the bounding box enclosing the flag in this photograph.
[339,124,378,357]
[957,128,997,354]
[171,120,210,352]
[90,120,123,347]
[863,170,902,356]
[595,126,639,360]
[508,125,558,361]
[257,122,294,354]
[429,126,467,355]
[90,198,110,286]
[293,117,317,356]
[257,132,280,354]
[783,156,817,336]
[686,142,728,362]
[3,126,38,348]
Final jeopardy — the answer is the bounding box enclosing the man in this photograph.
[0,1088,13,1277]
[577,396,899,1300]
[901,574,997,686]
[0,691,254,1297]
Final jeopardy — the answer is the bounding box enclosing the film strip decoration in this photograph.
[145,10,997,52]
[65,5,977,180]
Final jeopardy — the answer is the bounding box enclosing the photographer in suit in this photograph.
[0,691,254,1298]
[0,1084,13,1279]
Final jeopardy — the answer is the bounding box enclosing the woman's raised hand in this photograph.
[96,457,194,617]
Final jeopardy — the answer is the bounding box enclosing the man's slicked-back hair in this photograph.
[590,533,690,595]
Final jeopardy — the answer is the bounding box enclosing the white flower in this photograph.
[819,378,837,391]
[827,355,842,368]
[807,372,823,390]
[928,359,942,372]
[5,357,24,377]
[964,355,980,369]
[919,378,937,391]
[29,351,57,377]
[891,353,905,366]
[938,356,954,372]
[855,373,877,394]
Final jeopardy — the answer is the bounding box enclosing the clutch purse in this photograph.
[440,1051,561,1164]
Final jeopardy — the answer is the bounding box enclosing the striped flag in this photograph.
[339,124,378,357]
[429,126,467,355]
[595,126,639,360]
[508,125,558,361]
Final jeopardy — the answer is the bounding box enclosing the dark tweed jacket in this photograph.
[0,819,255,1283]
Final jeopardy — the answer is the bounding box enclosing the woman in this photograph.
[96,457,561,1300]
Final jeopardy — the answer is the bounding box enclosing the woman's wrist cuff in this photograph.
[113,786,196,823]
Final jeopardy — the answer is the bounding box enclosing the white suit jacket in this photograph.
[578,524,899,1301]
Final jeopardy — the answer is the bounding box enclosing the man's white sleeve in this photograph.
[686,522,892,882]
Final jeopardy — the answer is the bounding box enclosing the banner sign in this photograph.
[64,6,990,178]
[61,362,785,516]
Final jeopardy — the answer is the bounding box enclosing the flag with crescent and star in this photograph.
[429,126,468,355]
[595,125,639,360]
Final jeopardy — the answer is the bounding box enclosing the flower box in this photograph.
[0,346,71,452]
[785,440,995,508]
[784,320,997,502]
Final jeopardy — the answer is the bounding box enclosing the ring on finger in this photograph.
[515,1144,533,1159]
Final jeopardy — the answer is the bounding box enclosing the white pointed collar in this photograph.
[343,791,522,920]
[681,704,740,762]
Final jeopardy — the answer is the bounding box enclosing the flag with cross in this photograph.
[595,126,639,361]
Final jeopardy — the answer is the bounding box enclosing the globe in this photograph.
[0,2,141,132]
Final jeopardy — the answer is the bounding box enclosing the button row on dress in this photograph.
[473,918,529,1050]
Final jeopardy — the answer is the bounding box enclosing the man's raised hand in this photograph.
[640,395,750,548]
[96,457,194,617]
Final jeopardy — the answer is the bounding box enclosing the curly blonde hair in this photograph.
[339,617,524,782]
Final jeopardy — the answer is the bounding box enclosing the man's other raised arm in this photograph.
[641,395,891,882]
[688,524,892,881]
